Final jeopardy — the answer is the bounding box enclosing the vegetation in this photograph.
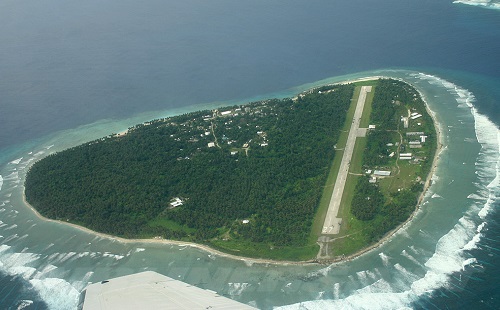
[25,84,355,260]
[343,79,437,247]
[350,176,385,221]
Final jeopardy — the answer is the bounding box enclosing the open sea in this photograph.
[0,0,499,309]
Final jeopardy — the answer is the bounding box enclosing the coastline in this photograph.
[328,85,443,264]
[21,76,442,266]
[21,192,317,266]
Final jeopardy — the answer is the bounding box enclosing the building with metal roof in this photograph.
[373,170,391,176]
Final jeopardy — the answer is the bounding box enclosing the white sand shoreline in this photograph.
[21,76,443,266]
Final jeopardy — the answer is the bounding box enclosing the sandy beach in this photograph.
[21,76,443,266]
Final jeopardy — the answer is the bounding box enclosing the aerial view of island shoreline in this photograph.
[24,77,439,265]
[1,1,499,309]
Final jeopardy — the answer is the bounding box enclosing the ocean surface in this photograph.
[0,0,499,309]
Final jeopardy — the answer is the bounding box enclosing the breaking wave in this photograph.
[0,245,80,310]
[276,74,499,309]
[453,0,500,11]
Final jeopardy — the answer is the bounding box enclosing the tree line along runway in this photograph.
[321,85,372,235]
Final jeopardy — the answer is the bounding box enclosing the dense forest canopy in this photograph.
[350,79,437,242]
[25,84,354,249]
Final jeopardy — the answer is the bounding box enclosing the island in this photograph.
[24,78,437,262]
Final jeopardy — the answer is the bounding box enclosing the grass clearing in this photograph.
[312,83,382,257]
[359,88,375,128]
[148,218,196,234]
[310,85,364,243]
[210,239,319,261]
[328,83,379,255]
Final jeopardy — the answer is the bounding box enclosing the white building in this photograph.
[169,197,184,208]
[410,114,422,120]
[373,170,391,176]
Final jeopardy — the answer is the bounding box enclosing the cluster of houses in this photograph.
[365,109,430,183]
[402,110,424,129]
[406,131,428,150]
[396,131,429,161]
[207,108,271,155]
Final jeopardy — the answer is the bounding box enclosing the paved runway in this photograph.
[321,86,371,235]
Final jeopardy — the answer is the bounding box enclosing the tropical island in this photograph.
[24,78,437,262]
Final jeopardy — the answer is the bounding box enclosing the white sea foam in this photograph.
[46,252,62,263]
[30,278,80,310]
[77,252,90,258]
[467,193,487,200]
[401,250,423,267]
[227,282,251,297]
[473,111,500,219]
[333,282,341,299]
[72,271,95,292]
[5,224,18,230]
[276,288,412,310]
[355,270,371,287]
[378,252,391,267]
[3,234,19,243]
[10,266,38,280]
[463,233,481,250]
[58,252,77,264]
[102,252,125,260]
[316,291,325,299]
[355,278,392,295]
[9,157,23,165]
[477,222,487,232]
[453,0,500,10]
[17,300,34,309]
[461,257,478,271]
[278,74,499,310]
[37,264,58,277]
[0,244,79,310]
[393,264,419,282]
[3,171,19,181]
[243,260,254,267]
[0,175,3,192]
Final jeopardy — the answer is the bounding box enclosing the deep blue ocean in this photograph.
[0,0,499,309]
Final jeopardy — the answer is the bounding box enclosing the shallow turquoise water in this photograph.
[0,70,498,309]
[0,0,499,309]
